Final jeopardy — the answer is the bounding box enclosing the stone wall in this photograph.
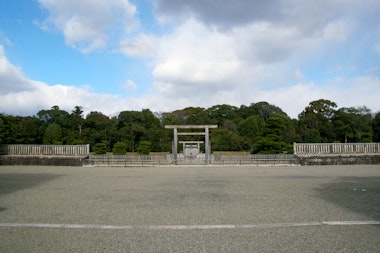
[0,155,87,166]
[297,155,380,165]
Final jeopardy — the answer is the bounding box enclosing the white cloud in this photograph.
[1,41,379,118]
[322,18,355,42]
[153,19,242,89]
[38,0,138,53]
[119,34,158,57]
[0,45,36,94]
[122,79,137,92]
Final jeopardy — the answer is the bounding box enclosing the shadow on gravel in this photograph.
[315,177,380,220]
[0,173,62,196]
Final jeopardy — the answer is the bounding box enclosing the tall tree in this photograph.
[37,105,70,126]
[239,102,286,120]
[162,107,206,125]
[237,115,265,149]
[298,99,337,142]
[373,112,380,142]
[84,111,110,148]
[205,104,241,126]
[211,128,243,151]
[43,123,63,144]
[333,107,373,142]
[252,114,297,154]
[0,114,5,144]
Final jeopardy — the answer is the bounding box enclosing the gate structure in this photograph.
[165,125,218,164]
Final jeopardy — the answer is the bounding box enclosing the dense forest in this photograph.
[1,99,379,154]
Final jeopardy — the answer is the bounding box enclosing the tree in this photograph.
[205,104,241,126]
[238,115,265,149]
[333,107,373,143]
[43,123,62,144]
[162,107,207,125]
[84,111,111,148]
[117,109,163,152]
[112,141,127,155]
[298,99,337,142]
[37,105,70,126]
[252,114,296,154]
[373,112,380,142]
[0,114,5,144]
[211,128,243,151]
[239,102,286,120]
[137,140,152,155]
[69,106,84,138]
[93,142,107,154]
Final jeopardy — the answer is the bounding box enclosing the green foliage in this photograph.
[211,128,243,151]
[37,105,70,126]
[206,104,240,126]
[43,123,62,144]
[112,141,127,155]
[93,142,107,154]
[137,140,152,155]
[239,102,285,120]
[251,114,296,154]
[252,138,292,154]
[0,115,5,144]
[298,99,337,142]
[373,112,380,142]
[0,100,378,155]
[162,107,207,125]
[332,107,373,142]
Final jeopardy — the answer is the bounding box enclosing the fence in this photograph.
[213,154,299,165]
[294,143,380,155]
[0,144,90,156]
[85,154,299,166]
[85,154,170,166]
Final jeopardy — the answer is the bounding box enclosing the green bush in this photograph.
[93,142,107,154]
[137,140,152,155]
[112,141,127,155]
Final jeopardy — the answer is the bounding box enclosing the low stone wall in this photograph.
[0,155,87,166]
[297,155,380,165]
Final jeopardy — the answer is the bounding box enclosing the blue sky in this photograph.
[0,0,379,118]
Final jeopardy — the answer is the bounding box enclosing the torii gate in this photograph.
[165,125,218,164]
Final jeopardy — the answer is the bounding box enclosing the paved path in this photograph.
[0,165,379,252]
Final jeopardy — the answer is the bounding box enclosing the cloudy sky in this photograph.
[0,0,379,118]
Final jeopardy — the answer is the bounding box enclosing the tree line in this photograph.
[1,99,379,154]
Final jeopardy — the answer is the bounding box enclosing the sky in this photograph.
[0,0,379,119]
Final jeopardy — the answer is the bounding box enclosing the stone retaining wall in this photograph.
[297,155,380,165]
[0,155,87,166]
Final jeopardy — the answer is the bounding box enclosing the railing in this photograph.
[213,154,299,165]
[294,143,380,155]
[85,154,170,166]
[0,144,90,156]
[85,154,299,166]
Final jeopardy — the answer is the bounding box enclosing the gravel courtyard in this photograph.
[0,165,379,252]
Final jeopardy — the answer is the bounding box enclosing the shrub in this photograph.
[112,141,127,155]
[93,142,107,154]
[137,140,152,155]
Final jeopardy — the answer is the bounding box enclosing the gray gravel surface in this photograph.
[0,165,379,252]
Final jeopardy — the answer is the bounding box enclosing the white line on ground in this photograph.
[0,221,379,230]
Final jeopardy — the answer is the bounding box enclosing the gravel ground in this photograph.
[0,165,379,252]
